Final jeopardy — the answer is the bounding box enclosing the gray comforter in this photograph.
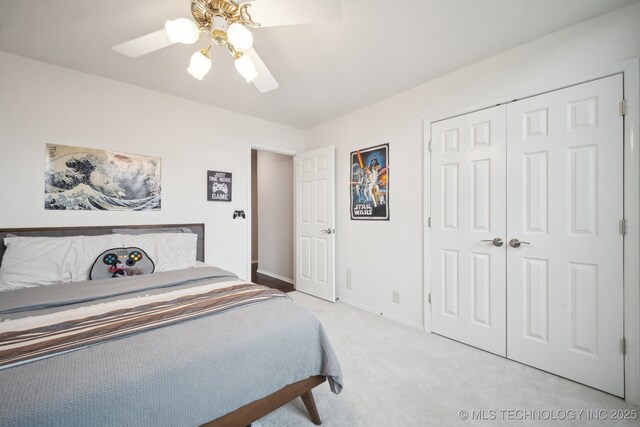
[0,267,343,426]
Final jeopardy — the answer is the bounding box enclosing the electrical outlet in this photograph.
[392,290,400,304]
[346,278,352,289]
[346,268,352,279]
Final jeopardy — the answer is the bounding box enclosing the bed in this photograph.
[0,224,342,427]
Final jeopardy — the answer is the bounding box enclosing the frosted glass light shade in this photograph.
[165,18,200,44]
[227,23,253,51]
[187,50,212,80]
[235,54,258,83]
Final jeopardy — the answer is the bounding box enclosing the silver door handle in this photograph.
[509,238,530,248]
[321,228,335,234]
[481,238,503,247]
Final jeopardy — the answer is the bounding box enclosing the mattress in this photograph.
[0,266,343,426]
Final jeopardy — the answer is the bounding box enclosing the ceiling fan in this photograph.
[112,0,342,93]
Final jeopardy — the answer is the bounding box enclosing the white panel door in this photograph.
[431,105,507,356]
[506,75,624,396]
[295,146,336,302]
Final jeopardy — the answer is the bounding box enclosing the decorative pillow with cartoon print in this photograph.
[90,247,155,280]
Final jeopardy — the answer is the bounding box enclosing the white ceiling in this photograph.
[0,0,637,129]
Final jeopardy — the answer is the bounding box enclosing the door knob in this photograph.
[321,228,335,234]
[481,238,503,247]
[509,238,530,248]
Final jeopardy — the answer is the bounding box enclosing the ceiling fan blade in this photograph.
[112,29,175,58]
[245,48,279,93]
[247,0,342,28]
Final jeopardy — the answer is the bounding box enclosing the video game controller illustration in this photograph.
[90,247,155,280]
[212,182,228,194]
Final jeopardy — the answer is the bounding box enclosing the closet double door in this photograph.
[430,75,624,397]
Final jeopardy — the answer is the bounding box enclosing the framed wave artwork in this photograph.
[44,143,161,211]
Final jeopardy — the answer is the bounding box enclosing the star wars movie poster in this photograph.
[350,144,389,220]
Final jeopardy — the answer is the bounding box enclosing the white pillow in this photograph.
[120,233,198,272]
[0,234,123,291]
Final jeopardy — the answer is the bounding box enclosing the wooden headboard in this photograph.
[0,223,205,266]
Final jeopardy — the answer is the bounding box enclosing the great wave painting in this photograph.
[45,144,161,211]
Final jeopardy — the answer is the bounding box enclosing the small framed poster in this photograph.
[350,143,389,220]
[207,171,232,202]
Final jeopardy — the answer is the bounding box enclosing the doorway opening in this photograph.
[250,148,295,293]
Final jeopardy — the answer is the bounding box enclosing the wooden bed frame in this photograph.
[0,224,327,426]
[0,223,206,265]
[204,376,326,427]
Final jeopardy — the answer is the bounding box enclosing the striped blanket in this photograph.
[0,282,287,369]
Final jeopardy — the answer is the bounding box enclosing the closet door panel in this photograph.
[431,105,507,356]
[506,75,624,397]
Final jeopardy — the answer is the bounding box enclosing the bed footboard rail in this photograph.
[202,375,326,427]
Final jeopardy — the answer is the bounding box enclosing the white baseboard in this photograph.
[256,269,294,285]
[337,296,424,331]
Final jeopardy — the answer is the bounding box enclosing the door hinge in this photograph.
[620,218,627,236]
[620,99,627,116]
[428,217,431,227]
[621,338,627,355]
[428,140,432,151]
[428,293,431,304]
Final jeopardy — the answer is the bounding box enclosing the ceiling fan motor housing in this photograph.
[192,0,256,28]
[210,15,229,45]
[191,0,258,46]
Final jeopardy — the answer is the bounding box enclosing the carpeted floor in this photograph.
[258,291,638,426]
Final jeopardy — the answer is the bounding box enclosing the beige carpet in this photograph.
[258,291,638,426]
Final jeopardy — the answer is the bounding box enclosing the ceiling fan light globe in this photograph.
[234,54,258,83]
[165,18,200,44]
[187,50,212,80]
[227,23,253,51]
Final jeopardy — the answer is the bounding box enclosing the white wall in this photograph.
[251,149,258,263]
[305,2,640,329]
[257,150,294,281]
[0,52,305,280]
